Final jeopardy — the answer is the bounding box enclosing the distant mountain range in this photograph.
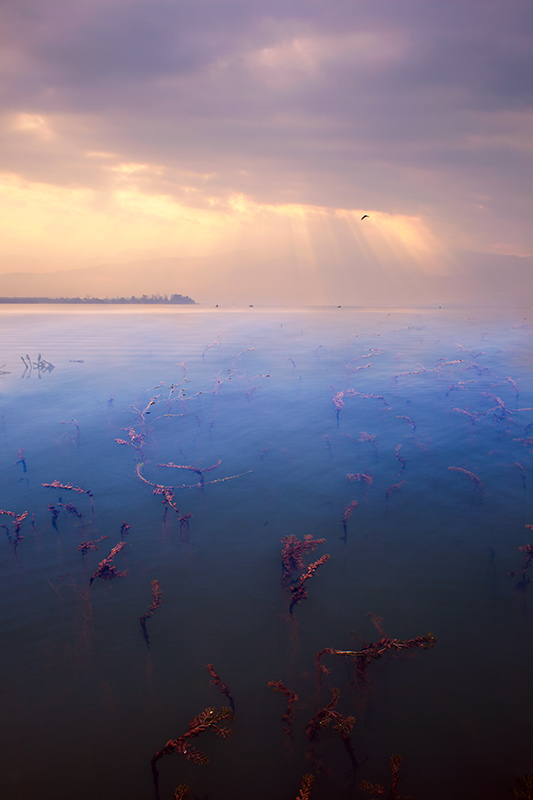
[0,250,530,307]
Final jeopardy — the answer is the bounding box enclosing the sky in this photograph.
[0,0,532,304]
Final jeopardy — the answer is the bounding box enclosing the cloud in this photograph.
[0,0,531,277]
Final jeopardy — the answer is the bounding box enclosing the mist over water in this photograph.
[1,305,532,800]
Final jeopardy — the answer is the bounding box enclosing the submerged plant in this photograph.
[305,687,357,775]
[151,707,233,800]
[206,664,235,713]
[510,524,533,592]
[89,541,128,584]
[280,534,327,585]
[268,680,298,737]
[295,774,314,800]
[42,480,94,515]
[140,580,163,647]
[289,554,330,615]
[315,629,437,687]
[360,753,412,800]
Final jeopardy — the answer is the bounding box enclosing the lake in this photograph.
[1,304,532,800]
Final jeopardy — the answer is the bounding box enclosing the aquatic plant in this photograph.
[289,554,330,614]
[448,466,483,494]
[60,418,80,447]
[396,415,416,431]
[315,631,437,687]
[14,448,27,473]
[305,687,357,774]
[150,706,233,799]
[267,680,298,737]
[342,500,358,539]
[206,664,235,713]
[510,773,533,799]
[48,504,60,531]
[115,426,146,455]
[280,534,327,585]
[385,481,406,501]
[89,541,128,584]
[140,580,163,646]
[120,521,131,538]
[157,459,222,488]
[77,536,109,556]
[0,508,27,548]
[42,480,94,515]
[394,444,406,473]
[510,524,533,592]
[57,501,83,519]
[295,774,314,800]
[173,786,190,800]
[360,753,411,799]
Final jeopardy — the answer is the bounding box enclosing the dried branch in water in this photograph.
[206,664,235,712]
[268,680,298,737]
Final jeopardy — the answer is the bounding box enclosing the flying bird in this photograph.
[361,214,369,220]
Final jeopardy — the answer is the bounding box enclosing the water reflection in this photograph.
[0,305,531,800]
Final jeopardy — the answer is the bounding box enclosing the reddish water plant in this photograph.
[151,706,233,799]
[305,687,357,775]
[290,554,330,615]
[267,680,298,737]
[280,534,327,585]
[342,500,358,539]
[360,753,410,799]
[140,580,163,646]
[77,536,109,556]
[89,541,128,584]
[315,631,437,687]
[295,774,314,800]
[510,524,533,592]
[206,664,235,713]
[42,480,94,515]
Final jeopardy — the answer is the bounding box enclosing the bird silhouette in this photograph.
[361,214,369,220]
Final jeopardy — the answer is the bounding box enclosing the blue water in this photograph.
[0,305,532,800]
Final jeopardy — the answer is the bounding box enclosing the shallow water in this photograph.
[0,304,532,800]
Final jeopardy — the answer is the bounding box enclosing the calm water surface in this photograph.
[0,305,532,800]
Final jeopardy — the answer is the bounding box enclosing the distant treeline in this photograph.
[0,294,196,305]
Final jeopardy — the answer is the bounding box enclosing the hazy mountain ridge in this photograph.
[0,251,530,307]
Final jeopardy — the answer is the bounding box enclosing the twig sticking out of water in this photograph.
[140,580,163,647]
[280,534,327,585]
[360,753,408,800]
[151,707,232,800]
[268,680,298,737]
[290,555,330,615]
[206,664,235,713]
[89,541,128,584]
